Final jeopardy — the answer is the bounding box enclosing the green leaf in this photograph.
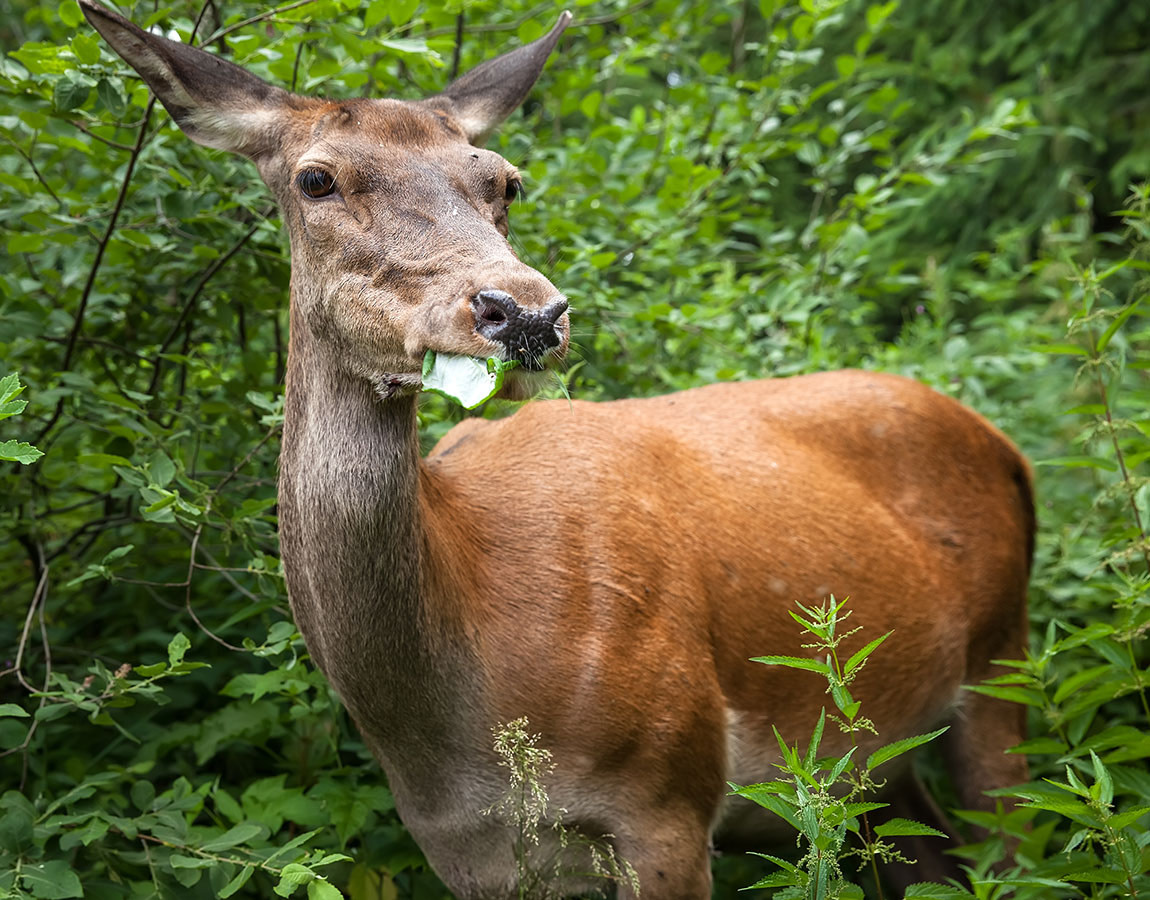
[0,373,20,404]
[200,822,266,852]
[168,632,191,666]
[388,0,419,26]
[0,704,29,718]
[53,77,90,112]
[0,440,44,465]
[843,631,891,675]
[902,884,975,898]
[750,655,832,674]
[20,861,83,899]
[873,817,947,838]
[149,450,176,486]
[219,866,255,898]
[421,352,521,409]
[1109,806,1150,829]
[1096,298,1141,351]
[1064,868,1129,884]
[59,0,83,27]
[1033,455,1117,471]
[1033,343,1088,356]
[964,684,1045,706]
[866,728,948,770]
[307,881,343,900]
[275,863,316,896]
[96,78,126,116]
[71,33,101,65]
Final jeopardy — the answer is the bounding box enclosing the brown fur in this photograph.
[81,4,1032,896]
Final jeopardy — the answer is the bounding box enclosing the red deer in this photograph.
[81,3,1032,897]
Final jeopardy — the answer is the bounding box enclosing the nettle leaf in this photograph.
[750,655,833,675]
[843,631,892,675]
[873,817,947,838]
[866,728,948,771]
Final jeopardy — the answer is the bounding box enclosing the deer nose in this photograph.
[472,289,568,369]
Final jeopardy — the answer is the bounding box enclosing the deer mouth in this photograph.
[420,350,556,409]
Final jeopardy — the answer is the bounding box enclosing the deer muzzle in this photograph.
[471,289,569,369]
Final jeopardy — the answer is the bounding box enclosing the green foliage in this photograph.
[0,374,44,465]
[736,598,946,898]
[0,0,1148,897]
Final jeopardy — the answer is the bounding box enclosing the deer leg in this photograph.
[879,769,963,892]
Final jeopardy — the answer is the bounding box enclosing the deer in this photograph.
[80,2,1033,897]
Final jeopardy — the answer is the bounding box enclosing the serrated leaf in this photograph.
[873,817,947,838]
[0,398,27,419]
[0,374,20,403]
[307,881,343,900]
[750,655,832,674]
[903,884,976,898]
[0,440,44,464]
[1109,805,1150,829]
[843,631,891,675]
[1064,867,1128,884]
[866,727,948,770]
[275,863,316,896]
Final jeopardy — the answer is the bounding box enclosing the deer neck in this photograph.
[277,309,483,760]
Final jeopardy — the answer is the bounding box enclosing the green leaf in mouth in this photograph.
[420,351,520,409]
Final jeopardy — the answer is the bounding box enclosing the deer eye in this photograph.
[297,168,337,199]
[504,179,523,204]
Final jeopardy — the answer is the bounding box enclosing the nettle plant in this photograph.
[731,598,952,900]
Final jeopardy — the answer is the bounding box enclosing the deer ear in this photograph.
[436,11,572,145]
[80,0,294,157]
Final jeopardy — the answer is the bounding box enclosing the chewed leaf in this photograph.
[421,351,518,409]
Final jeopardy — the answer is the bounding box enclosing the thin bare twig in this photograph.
[2,134,64,210]
[181,424,282,649]
[145,209,273,397]
[12,566,49,695]
[206,0,323,44]
[68,119,135,153]
[34,97,157,446]
[450,13,464,81]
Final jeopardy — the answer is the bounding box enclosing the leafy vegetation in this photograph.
[1,0,1147,897]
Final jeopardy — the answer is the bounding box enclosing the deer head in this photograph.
[80,0,571,400]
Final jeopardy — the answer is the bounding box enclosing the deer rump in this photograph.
[79,3,1032,898]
